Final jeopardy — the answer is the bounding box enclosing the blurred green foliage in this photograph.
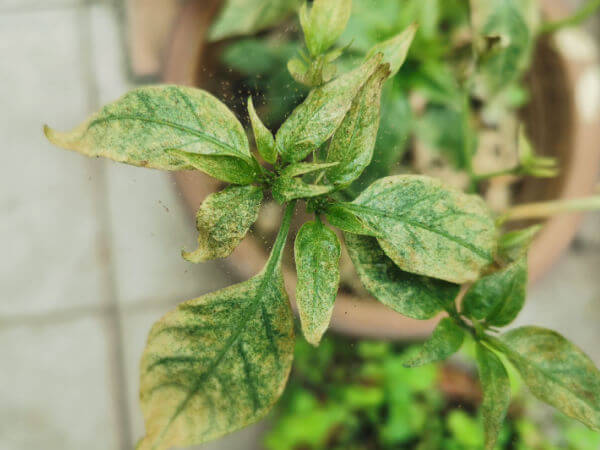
[264,334,600,449]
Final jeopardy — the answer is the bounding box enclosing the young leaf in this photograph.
[344,233,459,320]
[182,185,263,263]
[209,0,301,41]
[294,221,341,345]
[281,161,339,178]
[326,203,379,236]
[500,326,600,430]
[44,85,255,175]
[498,224,542,263]
[275,54,383,163]
[299,0,352,56]
[326,64,390,186]
[365,23,418,78]
[328,175,497,284]
[462,257,527,327]
[248,97,276,164]
[272,177,334,204]
[476,343,511,450]
[404,318,465,367]
[138,203,296,450]
[169,150,258,185]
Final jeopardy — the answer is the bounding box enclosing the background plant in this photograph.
[44,1,600,449]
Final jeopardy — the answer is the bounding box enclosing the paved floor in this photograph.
[0,1,599,449]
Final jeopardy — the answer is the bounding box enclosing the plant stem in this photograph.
[267,201,296,268]
[540,0,600,34]
[497,196,600,224]
[472,167,520,182]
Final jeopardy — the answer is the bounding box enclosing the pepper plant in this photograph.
[44,1,600,449]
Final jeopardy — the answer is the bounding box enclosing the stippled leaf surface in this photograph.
[183,185,263,263]
[209,0,301,41]
[501,326,600,430]
[326,65,389,186]
[272,177,333,204]
[294,221,341,345]
[476,343,511,450]
[45,85,257,182]
[138,204,296,450]
[281,161,339,178]
[248,97,276,164]
[365,23,417,78]
[344,233,459,320]
[299,0,352,56]
[171,150,258,185]
[462,257,527,327]
[276,54,383,163]
[404,318,465,367]
[329,175,496,283]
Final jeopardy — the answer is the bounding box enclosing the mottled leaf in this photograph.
[404,318,465,367]
[476,343,511,450]
[138,203,296,449]
[281,161,339,178]
[500,327,600,430]
[44,85,256,177]
[276,54,383,163]
[462,257,527,327]
[498,225,541,263]
[326,65,389,186]
[209,0,301,41]
[272,177,334,204]
[299,0,352,56]
[294,221,341,345]
[365,23,417,78]
[326,203,379,236]
[183,185,263,263]
[248,97,276,164]
[344,233,459,320]
[329,175,497,283]
[169,150,258,185]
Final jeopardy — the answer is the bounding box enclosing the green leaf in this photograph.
[462,257,527,327]
[169,150,258,185]
[365,23,417,78]
[403,318,465,367]
[248,97,276,164]
[294,221,341,345]
[45,85,257,181]
[299,0,352,56]
[344,233,459,320]
[326,64,390,186]
[498,225,541,263]
[276,54,383,163]
[209,0,301,41]
[281,161,339,178]
[326,203,379,236]
[329,175,497,284]
[500,326,600,430]
[138,203,296,450]
[476,343,511,450]
[272,177,334,204]
[182,185,263,263]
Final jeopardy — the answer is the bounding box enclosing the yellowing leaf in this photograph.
[276,54,383,163]
[300,0,352,56]
[294,221,341,345]
[183,185,263,263]
[326,64,390,186]
[330,175,497,283]
[462,257,527,327]
[404,318,465,367]
[45,85,257,182]
[500,327,600,430]
[248,97,276,164]
[138,203,296,450]
[272,177,334,204]
[366,23,417,78]
[476,343,511,450]
[344,233,459,320]
[209,0,301,41]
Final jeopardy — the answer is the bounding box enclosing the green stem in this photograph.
[472,166,520,182]
[497,195,600,225]
[540,0,600,34]
[267,201,296,268]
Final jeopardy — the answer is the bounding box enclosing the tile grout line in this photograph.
[78,3,133,449]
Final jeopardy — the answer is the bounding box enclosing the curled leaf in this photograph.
[272,177,334,204]
[281,161,339,178]
[183,185,263,263]
[299,0,352,56]
[248,97,276,164]
[366,23,418,78]
[404,318,465,367]
[294,221,341,345]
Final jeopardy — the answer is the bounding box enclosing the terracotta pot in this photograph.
[164,0,600,339]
